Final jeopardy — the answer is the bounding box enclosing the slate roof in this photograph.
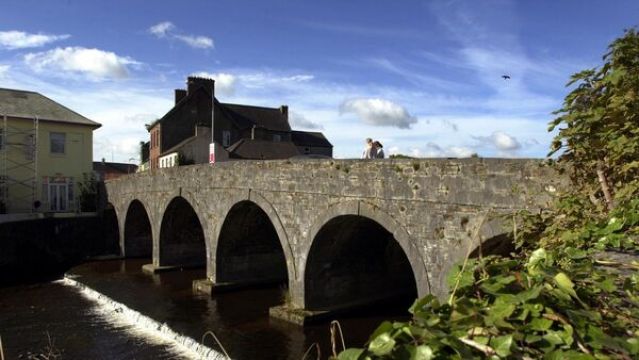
[221,102,290,132]
[291,130,333,148]
[93,161,138,174]
[0,88,101,128]
[226,138,300,160]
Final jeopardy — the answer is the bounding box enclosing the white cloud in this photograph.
[492,131,521,151]
[148,21,174,38]
[174,35,214,49]
[148,21,214,49]
[474,131,521,151]
[339,98,418,129]
[471,131,523,157]
[0,30,70,50]
[281,74,314,82]
[24,47,137,80]
[191,72,236,96]
[0,64,9,77]
[238,72,314,88]
[423,142,475,158]
[289,111,323,130]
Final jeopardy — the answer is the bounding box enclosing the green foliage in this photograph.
[176,153,194,166]
[338,28,639,360]
[548,28,639,210]
[78,172,98,212]
[340,248,639,359]
[390,154,415,159]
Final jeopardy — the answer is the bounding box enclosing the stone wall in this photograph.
[105,158,564,310]
[0,213,120,284]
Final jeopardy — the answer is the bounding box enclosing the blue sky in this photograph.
[0,0,637,162]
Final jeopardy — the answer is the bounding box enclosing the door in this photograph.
[49,183,68,211]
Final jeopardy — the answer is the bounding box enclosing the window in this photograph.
[45,177,73,212]
[50,132,65,154]
[273,134,281,142]
[222,130,231,147]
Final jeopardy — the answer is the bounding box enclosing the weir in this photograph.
[63,277,227,360]
[105,158,564,325]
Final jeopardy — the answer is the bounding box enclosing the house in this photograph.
[146,76,333,169]
[291,130,333,157]
[0,87,101,213]
[93,159,138,181]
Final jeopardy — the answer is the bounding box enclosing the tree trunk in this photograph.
[596,162,614,211]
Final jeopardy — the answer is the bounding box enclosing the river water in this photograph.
[0,259,410,359]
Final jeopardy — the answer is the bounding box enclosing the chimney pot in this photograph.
[279,105,288,119]
[187,76,215,97]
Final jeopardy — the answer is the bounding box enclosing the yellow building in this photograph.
[0,88,101,213]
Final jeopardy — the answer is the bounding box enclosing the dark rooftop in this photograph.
[93,161,138,174]
[221,102,290,132]
[226,138,300,160]
[291,130,333,148]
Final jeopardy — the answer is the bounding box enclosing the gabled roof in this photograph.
[226,138,300,160]
[221,102,290,132]
[0,88,101,128]
[291,130,333,148]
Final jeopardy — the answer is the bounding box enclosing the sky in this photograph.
[0,0,637,162]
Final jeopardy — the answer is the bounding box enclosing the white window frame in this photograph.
[46,178,73,212]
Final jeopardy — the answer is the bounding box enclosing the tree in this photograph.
[549,28,639,212]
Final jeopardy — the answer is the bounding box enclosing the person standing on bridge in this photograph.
[373,141,385,159]
[362,138,375,159]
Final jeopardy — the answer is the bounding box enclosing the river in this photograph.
[0,259,411,359]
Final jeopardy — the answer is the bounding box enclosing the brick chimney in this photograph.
[174,89,187,104]
[187,76,215,97]
[279,105,288,120]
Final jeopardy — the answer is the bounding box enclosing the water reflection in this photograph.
[3,259,410,359]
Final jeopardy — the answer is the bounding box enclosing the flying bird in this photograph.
[502,75,511,80]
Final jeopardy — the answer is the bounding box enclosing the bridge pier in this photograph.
[192,277,284,295]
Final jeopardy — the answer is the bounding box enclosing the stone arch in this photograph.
[469,217,515,258]
[158,195,207,267]
[101,202,121,255]
[215,200,288,286]
[123,199,153,258]
[300,200,428,311]
[210,191,295,284]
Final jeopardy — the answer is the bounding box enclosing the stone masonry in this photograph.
[105,158,563,322]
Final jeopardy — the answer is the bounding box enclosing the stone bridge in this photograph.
[105,158,561,324]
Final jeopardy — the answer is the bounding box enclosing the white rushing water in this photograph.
[60,276,229,360]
